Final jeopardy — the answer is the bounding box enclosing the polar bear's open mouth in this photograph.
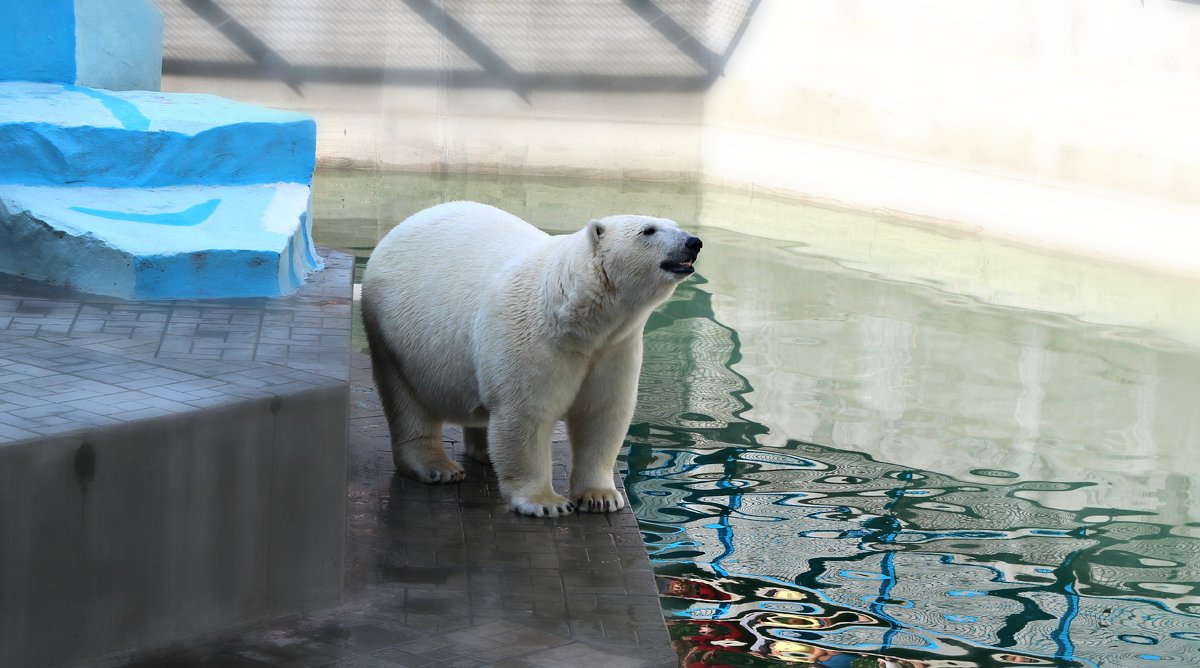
[661,258,695,275]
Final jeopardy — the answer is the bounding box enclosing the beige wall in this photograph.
[700,0,1200,277]
[156,0,710,179]
[707,1,1200,204]
[160,0,1200,276]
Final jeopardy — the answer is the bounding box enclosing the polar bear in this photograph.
[360,201,702,517]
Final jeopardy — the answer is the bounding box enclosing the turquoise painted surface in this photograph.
[0,193,135,298]
[0,0,161,90]
[133,250,283,300]
[73,0,162,91]
[0,121,316,187]
[67,85,151,131]
[287,211,320,292]
[2,184,290,254]
[0,2,312,301]
[0,83,315,141]
[0,83,316,188]
[0,0,76,84]
[70,199,221,227]
[0,183,319,300]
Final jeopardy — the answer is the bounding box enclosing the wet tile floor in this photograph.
[116,353,677,668]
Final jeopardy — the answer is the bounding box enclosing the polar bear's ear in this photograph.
[587,219,606,244]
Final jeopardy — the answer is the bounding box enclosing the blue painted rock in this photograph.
[0,0,162,91]
[0,183,320,300]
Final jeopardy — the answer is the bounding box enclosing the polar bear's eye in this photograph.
[642,227,656,236]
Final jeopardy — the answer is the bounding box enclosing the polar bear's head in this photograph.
[586,214,702,303]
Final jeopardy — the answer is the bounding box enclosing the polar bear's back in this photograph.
[375,200,545,266]
[362,201,549,420]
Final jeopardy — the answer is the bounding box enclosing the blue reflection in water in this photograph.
[623,275,1199,668]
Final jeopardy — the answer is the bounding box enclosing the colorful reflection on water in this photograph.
[624,240,1200,667]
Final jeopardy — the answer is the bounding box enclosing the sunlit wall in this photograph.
[156,0,1200,275]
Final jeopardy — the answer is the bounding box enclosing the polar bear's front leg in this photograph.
[566,338,641,513]
[488,410,575,517]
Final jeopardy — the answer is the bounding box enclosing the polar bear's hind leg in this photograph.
[364,310,465,484]
[381,375,464,484]
[464,426,490,464]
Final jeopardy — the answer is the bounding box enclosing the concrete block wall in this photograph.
[0,0,163,91]
[0,388,348,667]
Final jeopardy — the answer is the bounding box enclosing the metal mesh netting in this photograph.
[157,0,759,90]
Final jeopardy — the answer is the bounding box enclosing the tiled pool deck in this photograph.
[0,251,352,442]
[0,250,676,668]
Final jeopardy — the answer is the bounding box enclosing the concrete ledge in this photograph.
[0,183,320,300]
[1,387,347,667]
[0,82,316,187]
[0,249,352,667]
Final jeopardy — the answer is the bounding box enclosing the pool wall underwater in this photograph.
[158,0,1200,278]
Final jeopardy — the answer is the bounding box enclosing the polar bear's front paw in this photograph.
[573,487,626,513]
[422,463,466,484]
[510,491,576,517]
[401,460,465,484]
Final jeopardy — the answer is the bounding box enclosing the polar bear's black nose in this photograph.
[685,235,703,252]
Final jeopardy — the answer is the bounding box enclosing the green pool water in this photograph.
[313,169,1200,667]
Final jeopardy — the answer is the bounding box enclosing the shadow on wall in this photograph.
[159,0,760,95]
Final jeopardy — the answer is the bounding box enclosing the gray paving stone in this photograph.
[0,249,353,446]
[0,422,38,441]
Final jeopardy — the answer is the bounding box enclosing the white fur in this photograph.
[361,201,699,517]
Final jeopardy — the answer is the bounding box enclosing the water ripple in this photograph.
[625,276,1200,667]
